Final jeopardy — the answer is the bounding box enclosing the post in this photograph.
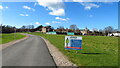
[14,28,16,40]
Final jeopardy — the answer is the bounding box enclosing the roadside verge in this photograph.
[41,37,77,66]
[0,33,29,50]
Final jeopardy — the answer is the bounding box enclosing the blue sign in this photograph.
[67,32,74,35]
[65,36,82,50]
[47,32,56,34]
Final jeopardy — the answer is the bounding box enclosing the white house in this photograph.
[108,33,120,37]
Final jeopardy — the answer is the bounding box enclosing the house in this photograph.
[41,27,47,33]
[80,27,89,35]
[108,33,120,37]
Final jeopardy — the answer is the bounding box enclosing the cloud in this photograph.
[80,3,100,10]
[0,5,3,10]
[26,14,29,16]
[49,9,65,16]
[34,2,38,7]
[73,0,85,2]
[37,0,65,16]
[45,22,50,25]
[23,6,31,10]
[52,21,62,23]
[52,21,68,23]
[35,22,41,25]
[72,0,118,2]
[0,5,9,10]
[88,14,93,17]
[5,6,9,9]
[55,17,70,21]
[20,14,29,16]
[23,5,35,11]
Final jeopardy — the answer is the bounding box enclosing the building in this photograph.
[41,27,47,33]
[108,33,120,37]
[80,27,89,35]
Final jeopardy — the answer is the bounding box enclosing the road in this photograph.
[2,34,56,66]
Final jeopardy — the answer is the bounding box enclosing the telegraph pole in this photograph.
[14,27,16,40]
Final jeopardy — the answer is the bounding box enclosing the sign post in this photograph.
[65,36,82,50]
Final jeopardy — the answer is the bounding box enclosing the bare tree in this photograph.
[70,24,77,30]
[93,28,99,32]
[57,26,65,32]
[58,26,64,29]
[104,26,114,36]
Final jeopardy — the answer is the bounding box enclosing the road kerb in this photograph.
[41,37,77,67]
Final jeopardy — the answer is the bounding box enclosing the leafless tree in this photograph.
[70,24,77,30]
[104,26,114,36]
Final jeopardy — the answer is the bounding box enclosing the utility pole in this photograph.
[14,27,16,40]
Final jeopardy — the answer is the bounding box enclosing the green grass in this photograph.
[29,32,118,66]
[0,33,26,44]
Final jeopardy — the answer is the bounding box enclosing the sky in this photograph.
[0,1,118,30]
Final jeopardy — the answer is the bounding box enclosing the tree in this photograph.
[20,25,28,32]
[70,24,77,30]
[104,26,114,36]
[35,25,43,31]
[75,28,80,33]
[92,28,99,35]
[58,26,64,29]
[2,25,16,33]
[56,26,65,32]
[93,28,99,32]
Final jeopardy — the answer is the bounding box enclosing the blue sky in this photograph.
[0,1,118,30]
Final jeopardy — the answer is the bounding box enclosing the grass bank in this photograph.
[29,32,118,66]
[0,33,26,44]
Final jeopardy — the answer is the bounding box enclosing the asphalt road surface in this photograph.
[2,34,56,66]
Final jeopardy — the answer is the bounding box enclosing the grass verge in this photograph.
[29,32,118,66]
[0,33,26,44]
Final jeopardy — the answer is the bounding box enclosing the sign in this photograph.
[67,32,74,35]
[46,32,56,34]
[65,36,82,50]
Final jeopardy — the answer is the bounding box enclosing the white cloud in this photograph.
[20,14,24,16]
[80,3,100,10]
[23,6,31,10]
[45,22,50,25]
[37,0,65,16]
[5,6,9,9]
[20,14,29,16]
[88,14,93,17]
[23,5,35,11]
[0,5,9,10]
[52,21,62,23]
[49,9,65,16]
[52,21,69,23]
[0,5,3,10]
[35,22,41,25]
[34,3,37,7]
[73,0,85,2]
[26,14,29,16]
[55,17,70,21]
[72,0,118,2]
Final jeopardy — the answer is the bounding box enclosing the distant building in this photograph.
[108,33,120,37]
[41,27,47,33]
[46,32,57,34]
[80,27,89,35]
[54,28,68,32]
